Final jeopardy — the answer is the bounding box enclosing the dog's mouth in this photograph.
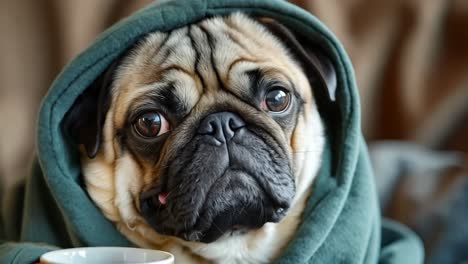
[140,169,289,243]
[139,113,295,243]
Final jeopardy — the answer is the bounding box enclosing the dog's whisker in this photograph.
[164,182,183,200]
[211,221,223,235]
[239,206,247,216]
[164,190,176,201]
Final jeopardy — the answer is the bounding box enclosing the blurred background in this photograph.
[1,0,467,262]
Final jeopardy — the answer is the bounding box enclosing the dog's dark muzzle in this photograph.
[139,112,294,243]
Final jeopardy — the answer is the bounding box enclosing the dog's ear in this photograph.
[62,62,118,159]
[258,18,337,102]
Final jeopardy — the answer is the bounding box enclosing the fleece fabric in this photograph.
[0,0,424,263]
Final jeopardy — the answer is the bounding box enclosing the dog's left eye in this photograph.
[262,87,291,113]
[133,112,170,138]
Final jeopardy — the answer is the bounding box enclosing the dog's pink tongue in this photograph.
[158,193,168,205]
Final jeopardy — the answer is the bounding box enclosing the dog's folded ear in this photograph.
[257,17,337,102]
[62,62,117,159]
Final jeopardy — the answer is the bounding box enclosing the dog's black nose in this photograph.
[198,112,245,144]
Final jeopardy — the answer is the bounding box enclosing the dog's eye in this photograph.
[263,87,291,113]
[133,112,170,138]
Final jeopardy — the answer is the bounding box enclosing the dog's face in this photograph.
[64,13,335,259]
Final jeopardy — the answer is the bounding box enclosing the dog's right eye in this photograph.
[133,112,170,138]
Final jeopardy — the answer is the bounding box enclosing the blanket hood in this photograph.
[1,0,424,263]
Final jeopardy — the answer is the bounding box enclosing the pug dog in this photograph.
[63,13,336,264]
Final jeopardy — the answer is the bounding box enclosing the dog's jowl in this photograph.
[64,13,335,264]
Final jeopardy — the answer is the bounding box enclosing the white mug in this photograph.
[40,247,174,264]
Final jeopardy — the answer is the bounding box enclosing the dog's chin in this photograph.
[139,128,295,243]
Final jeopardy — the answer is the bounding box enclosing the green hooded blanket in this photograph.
[0,0,424,263]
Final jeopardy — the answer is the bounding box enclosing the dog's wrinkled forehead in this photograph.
[111,13,309,128]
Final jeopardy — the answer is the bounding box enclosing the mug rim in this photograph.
[40,246,174,264]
